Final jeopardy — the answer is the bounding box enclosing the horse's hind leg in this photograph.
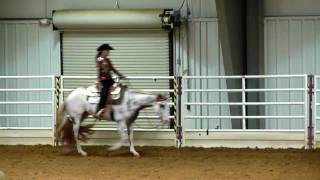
[109,121,128,151]
[73,116,87,156]
[127,123,140,157]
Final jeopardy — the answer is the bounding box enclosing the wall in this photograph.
[0,22,60,76]
[264,17,320,129]
[264,0,320,16]
[0,21,60,127]
[176,1,231,129]
[182,19,231,129]
[262,1,320,130]
[188,0,217,18]
[264,17,320,77]
[0,0,47,18]
[0,0,217,18]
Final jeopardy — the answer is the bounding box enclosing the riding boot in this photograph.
[104,105,111,120]
[96,96,112,120]
[103,92,113,120]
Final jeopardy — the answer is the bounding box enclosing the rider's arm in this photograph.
[109,60,125,79]
[96,60,101,81]
[95,60,103,90]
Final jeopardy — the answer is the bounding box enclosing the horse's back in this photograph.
[66,87,87,101]
[65,87,94,114]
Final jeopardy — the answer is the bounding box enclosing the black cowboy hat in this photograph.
[97,43,114,51]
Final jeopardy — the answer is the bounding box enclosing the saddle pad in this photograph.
[112,86,126,105]
[85,85,100,97]
[88,96,100,104]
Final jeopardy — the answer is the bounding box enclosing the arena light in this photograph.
[39,18,52,26]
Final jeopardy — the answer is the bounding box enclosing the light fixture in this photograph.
[39,19,52,26]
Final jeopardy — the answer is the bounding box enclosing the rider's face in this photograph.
[101,50,110,57]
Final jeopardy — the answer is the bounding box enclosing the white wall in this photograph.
[0,21,60,127]
[264,0,320,16]
[188,0,217,18]
[184,19,231,129]
[0,0,47,18]
[264,17,320,129]
[265,17,320,75]
[262,0,320,130]
[0,0,217,18]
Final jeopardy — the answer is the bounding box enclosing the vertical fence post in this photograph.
[241,76,246,130]
[53,76,61,146]
[55,76,61,111]
[175,76,183,148]
[60,76,64,103]
[307,75,315,149]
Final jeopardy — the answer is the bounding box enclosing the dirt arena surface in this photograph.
[0,146,320,180]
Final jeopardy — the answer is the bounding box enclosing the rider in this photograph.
[95,43,125,119]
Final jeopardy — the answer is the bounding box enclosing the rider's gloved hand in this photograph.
[119,75,126,80]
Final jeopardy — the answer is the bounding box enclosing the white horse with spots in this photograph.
[55,85,169,157]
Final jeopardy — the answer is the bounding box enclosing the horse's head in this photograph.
[154,95,170,124]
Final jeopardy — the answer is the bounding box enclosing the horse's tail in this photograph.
[55,103,66,145]
[54,103,77,146]
[55,102,94,146]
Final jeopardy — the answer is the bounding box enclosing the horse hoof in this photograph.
[131,151,140,157]
[79,151,88,156]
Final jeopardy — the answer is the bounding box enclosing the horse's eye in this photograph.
[159,104,165,109]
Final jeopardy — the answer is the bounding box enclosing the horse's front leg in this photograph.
[73,118,87,156]
[109,121,128,151]
[127,123,140,157]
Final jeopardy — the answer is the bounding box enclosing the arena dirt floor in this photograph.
[0,146,320,180]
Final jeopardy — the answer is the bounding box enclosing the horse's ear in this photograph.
[156,94,167,101]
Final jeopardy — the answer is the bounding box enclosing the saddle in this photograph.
[107,83,126,105]
[86,83,126,105]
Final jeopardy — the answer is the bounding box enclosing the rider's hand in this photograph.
[119,75,126,80]
[96,82,102,92]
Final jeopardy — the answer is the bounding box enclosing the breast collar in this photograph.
[97,57,110,62]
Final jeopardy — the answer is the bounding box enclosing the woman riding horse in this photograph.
[95,43,125,119]
[55,44,169,156]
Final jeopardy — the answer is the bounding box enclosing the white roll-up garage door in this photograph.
[62,30,170,128]
[63,31,169,77]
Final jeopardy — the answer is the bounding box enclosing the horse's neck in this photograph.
[127,91,156,109]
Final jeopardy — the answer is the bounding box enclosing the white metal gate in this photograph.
[181,75,311,148]
[0,76,56,145]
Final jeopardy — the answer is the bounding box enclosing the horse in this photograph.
[55,84,169,157]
